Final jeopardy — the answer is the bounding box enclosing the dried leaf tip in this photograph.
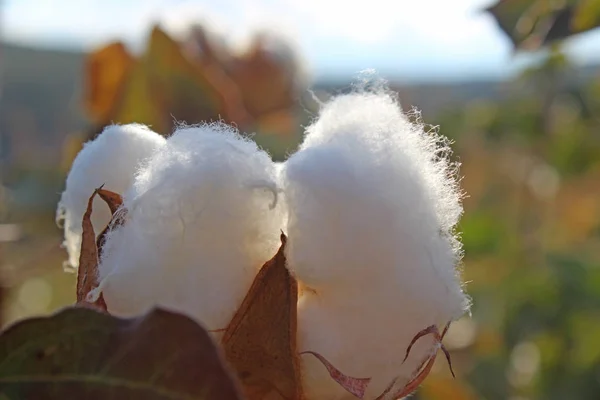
[375,323,455,400]
[402,323,455,378]
[96,187,124,215]
[221,229,301,400]
[300,351,371,399]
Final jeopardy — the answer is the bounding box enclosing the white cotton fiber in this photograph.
[282,89,469,399]
[57,124,166,269]
[97,123,285,332]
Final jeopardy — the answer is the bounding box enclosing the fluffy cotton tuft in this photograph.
[282,89,469,399]
[57,124,166,269]
[97,123,285,331]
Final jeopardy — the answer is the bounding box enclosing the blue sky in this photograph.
[4,0,600,82]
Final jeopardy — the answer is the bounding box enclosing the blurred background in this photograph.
[1,0,600,399]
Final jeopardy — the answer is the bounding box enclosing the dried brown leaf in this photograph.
[76,188,107,312]
[300,351,371,399]
[97,187,123,214]
[375,323,454,400]
[222,233,303,400]
[375,354,437,400]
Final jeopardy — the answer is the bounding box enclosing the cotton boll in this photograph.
[57,124,166,268]
[282,90,469,399]
[98,123,285,331]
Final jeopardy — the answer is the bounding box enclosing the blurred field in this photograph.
[2,18,600,400]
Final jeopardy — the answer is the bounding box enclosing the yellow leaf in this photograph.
[229,35,297,118]
[142,26,249,130]
[112,58,165,132]
[572,0,600,32]
[85,42,134,123]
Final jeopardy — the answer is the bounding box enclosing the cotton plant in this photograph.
[59,83,469,400]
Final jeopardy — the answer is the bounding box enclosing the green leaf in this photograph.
[0,307,243,400]
[485,0,600,50]
[572,0,600,32]
[485,0,534,47]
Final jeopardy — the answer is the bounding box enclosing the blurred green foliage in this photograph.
[486,0,600,51]
[417,47,600,400]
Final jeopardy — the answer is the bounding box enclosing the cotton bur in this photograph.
[281,89,470,399]
[57,124,166,269]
